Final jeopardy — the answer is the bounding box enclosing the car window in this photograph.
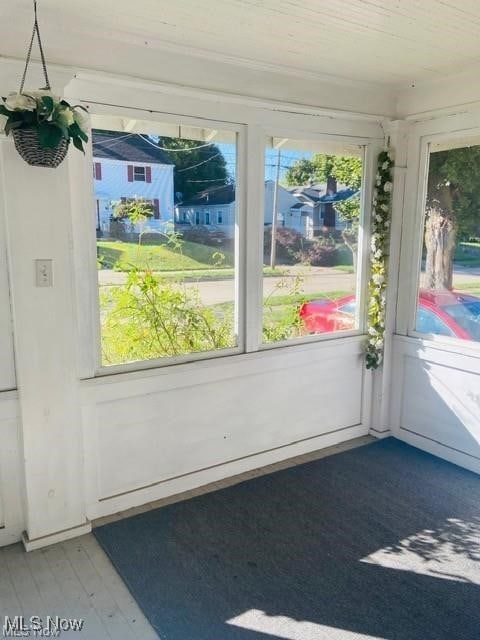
[442,301,480,341]
[415,306,454,337]
[338,302,355,315]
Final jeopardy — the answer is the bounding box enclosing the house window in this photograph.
[263,136,364,344]
[414,140,480,343]
[217,211,223,224]
[134,166,146,181]
[128,165,152,183]
[93,122,238,369]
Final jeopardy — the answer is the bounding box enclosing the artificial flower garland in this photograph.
[365,150,394,370]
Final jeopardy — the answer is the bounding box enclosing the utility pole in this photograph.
[270,149,281,269]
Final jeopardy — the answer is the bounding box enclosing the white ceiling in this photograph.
[1,0,480,89]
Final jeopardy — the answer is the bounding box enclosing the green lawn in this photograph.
[97,240,234,272]
[454,282,480,297]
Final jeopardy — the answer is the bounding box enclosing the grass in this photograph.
[97,240,234,272]
[454,282,480,297]
[97,241,289,279]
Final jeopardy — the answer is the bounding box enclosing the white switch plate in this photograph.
[35,259,53,287]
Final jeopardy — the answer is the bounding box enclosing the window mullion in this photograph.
[244,123,265,353]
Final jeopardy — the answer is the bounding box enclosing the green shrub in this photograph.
[100,269,235,365]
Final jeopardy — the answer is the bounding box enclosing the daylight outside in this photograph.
[93,124,365,366]
[416,142,480,342]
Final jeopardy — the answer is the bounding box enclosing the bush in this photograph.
[100,269,235,365]
[264,227,305,264]
[181,226,227,246]
[296,241,338,266]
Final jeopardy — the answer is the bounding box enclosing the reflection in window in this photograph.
[416,143,480,342]
[262,137,364,344]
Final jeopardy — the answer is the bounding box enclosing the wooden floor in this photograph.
[0,435,373,639]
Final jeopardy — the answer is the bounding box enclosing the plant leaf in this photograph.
[72,136,85,154]
[37,122,63,149]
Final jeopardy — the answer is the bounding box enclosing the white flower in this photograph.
[383,181,393,193]
[384,220,391,228]
[73,107,90,132]
[4,92,36,111]
[374,249,383,259]
[368,326,378,336]
[372,273,385,285]
[373,189,378,197]
[25,89,61,103]
[382,161,389,170]
[375,214,382,222]
[0,113,7,132]
[58,107,75,127]
[381,204,389,212]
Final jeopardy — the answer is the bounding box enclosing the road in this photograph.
[97,266,480,306]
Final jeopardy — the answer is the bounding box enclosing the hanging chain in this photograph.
[19,0,51,93]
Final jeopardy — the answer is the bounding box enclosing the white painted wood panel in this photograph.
[391,337,480,474]
[3,1,480,89]
[0,392,24,547]
[0,147,15,391]
[82,338,366,515]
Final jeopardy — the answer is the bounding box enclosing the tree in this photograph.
[425,147,480,290]
[158,138,229,201]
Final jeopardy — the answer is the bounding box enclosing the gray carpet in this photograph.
[94,438,480,640]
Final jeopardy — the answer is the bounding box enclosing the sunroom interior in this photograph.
[0,2,479,639]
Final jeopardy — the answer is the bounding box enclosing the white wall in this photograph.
[0,67,385,548]
[390,112,480,472]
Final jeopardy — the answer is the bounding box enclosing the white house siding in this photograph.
[93,158,174,233]
[175,203,236,237]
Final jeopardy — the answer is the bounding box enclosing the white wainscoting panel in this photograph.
[391,336,480,474]
[83,338,368,519]
[0,392,24,547]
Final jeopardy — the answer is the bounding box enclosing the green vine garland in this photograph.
[365,150,394,370]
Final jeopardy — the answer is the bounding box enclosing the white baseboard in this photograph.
[88,423,369,520]
[22,521,92,552]
[398,427,480,475]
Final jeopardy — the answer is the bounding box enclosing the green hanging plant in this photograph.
[0,91,89,152]
[365,150,393,370]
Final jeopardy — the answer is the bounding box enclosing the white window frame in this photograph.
[72,98,383,378]
[397,119,480,358]
[133,165,146,182]
[255,128,379,352]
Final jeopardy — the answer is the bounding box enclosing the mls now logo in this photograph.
[2,616,84,637]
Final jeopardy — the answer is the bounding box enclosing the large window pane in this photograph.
[416,143,480,342]
[92,118,238,366]
[263,137,364,343]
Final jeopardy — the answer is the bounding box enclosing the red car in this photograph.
[299,289,480,341]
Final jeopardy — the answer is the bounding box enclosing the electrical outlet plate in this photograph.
[35,259,53,287]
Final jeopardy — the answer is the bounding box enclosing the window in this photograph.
[262,136,364,344]
[133,166,146,181]
[416,306,454,337]
[217,211,223,224]
[415,141,480,343]
[92,121,238,368]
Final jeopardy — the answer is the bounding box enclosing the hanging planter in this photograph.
[0,0,89,168]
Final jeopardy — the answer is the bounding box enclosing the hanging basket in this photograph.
[12,128,69,168]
